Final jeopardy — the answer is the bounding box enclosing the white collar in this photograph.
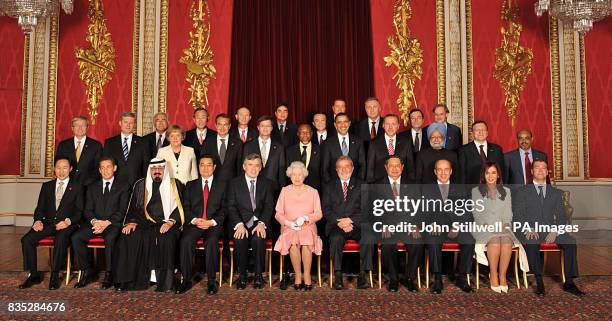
[258,137,270,144]
[103,177,115,186]
[437,179,450,185]
[337,132,349,141]
[202,175,214,185]
[197,128,208,135]
[388,176,401,185]
[121,133,133,140]
[74,136,87,146]
[56,177,70,186]
[385,133,396,141]
[245,174,257,184]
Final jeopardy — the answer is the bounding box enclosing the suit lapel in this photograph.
[56,181,74,212]
[514,151,525,183]
[240,178,254,212]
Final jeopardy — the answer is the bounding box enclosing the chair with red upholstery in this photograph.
[329,240,374,288]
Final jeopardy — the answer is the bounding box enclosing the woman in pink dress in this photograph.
[274,161,323,290]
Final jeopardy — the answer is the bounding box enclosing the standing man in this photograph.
[366,114,415,183]
[272,103,298,148]
[504,129,548,185]
[184,108,217,159]
[327,99,347,136]
[226,154,276,289]
[103,112,150,185]
[203,113,243,181]
[424,104,462,152]
[176,155,227,295]
[286,124,322,190]
[353,97,384,149]
[230,106,258,144]
[311,112,328,146]
[401,108,430,157]
[143,112,169,160]
[56,116,103,187]
[321,113,366,183]
[459,120,504,185]
[72,157,130,289]
[242,116,286,190]
[19,157,83,290]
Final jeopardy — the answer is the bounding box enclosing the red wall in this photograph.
[585,17,612,178]
[0,17,25,175]
[472,0,553,161]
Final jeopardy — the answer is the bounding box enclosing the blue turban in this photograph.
[427,123,447,148]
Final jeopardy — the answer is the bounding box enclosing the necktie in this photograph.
[156,134,163,150]
[370,121,376,140]
[202,180,209,219]
[341,137,348,156]
[75,140,82,163]
[261,140,268,166]
[55,181,64,210]
[388,138,395,155]
[479,144,486,162]
[122,137,129,161]
[524,151,533,184]
[199,132,204,145]
[392,181,399,198]
[104,181,110,195]
[414,133,420,152]
[219,139,227,164]
[342,181,348,202]
[241,129,246,143]
[320,134,324,144]
[247,180,256,228]
[279,124,285,136]
[440,184,449,201]
[301,145,308,165]
[538,185,545,204]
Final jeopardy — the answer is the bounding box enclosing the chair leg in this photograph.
[542,251,548,274]
[65,250,71,286]
[417,267,421,289]
[77,270,82,283]
[560,251,566,284]
[219,248,223,287]
[279,255,283,281]
[514,249,520,289]
[329,257,333,288]
[476,261,479,290]
[93,248,97,266]
[523,270,528,289]
[229,248,234,287]
[369,270,373,288]
[467,273,470,287]
[48,248,53,268]
[453,252,458,271]
[377,248,382,289]
[317,255,321,287]
[268,250,272,288]
[425,252,429,288]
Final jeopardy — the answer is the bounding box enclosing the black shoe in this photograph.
[388,279,399,292]
[304,283,313,291]
[431,277,443,294]
[175,281,192,294]
[333,271,344,290]
[404,278,417,292]
[253,274,265,289]
[101,272,113,289]
[357,272,369,289]
[115,283,128,292]
[48,272,60,290]
[294,282,304,291]
[207,281,219,295]
[18,274,42,289]
[279,272,291,290]
[236,275,247,290]
[456,277,474,293]
[74,270,96,289]
[535,278,546,296]
[563,282,585,297]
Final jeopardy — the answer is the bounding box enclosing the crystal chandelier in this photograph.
[535,0,612,34]
[0,0,73,34]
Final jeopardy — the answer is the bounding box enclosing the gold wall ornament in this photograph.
[179,0,216,109]
[493,0,533,126]
[383,0,423,126]
[75,0,116,125]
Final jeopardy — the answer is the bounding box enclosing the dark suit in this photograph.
[353,118,384,143]
[21,179,83,274]
[503,149,548,185]
[311,131,329,146]
[226,176,275,277]
[179,177,227,282]
[424,122,462,152]
[415,147,460,183]
[322,177,373,272]
[366,135,415,183]
[142,131,169,160]
[321,134,366,183]
[72,179,130,271]
[399,129,431,156]
[272,122,298,148]
[184,128,217,159]
[242,138,286,189]
[285,143,322,190]
[103,134,150,186]
[202,136,243,181]
[56,136,102,187]
[459,141,504,185]
[229,126,258,144]
[513,184,578,278]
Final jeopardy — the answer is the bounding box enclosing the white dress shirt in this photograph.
[388,176,401,195]
[258,137,271,160]
[384,134,397,151]
[121,133,133,153]
[217,134,230,154]
[299,142,312,167]
[337,133,350,151]
[368,117,381,135]
[474,140,488,157]
[410,129,423,150]
[316,130,327,144]
[55,177,70,225]
[74,136,87,148]
[196,128,208,142]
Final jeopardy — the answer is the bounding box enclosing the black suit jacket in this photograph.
[459,141,504,185]
[242,138,286,188]
[415,147,460,183]
[183,177,227,226]
[420,182,471,226]
[399,129,431,156]
[423,122,462,151]
[226,175,276,229]
[353,118,384,142]
[321,134,366,183]
[229,126,258,144]
[102,134,150,185]
[83,179,130,226]
[184,128,217,159]
[271,122,298,148]
[513,184,567,233]
[311,131,329,146]
[322,177,362,235]
[56,136,102,187]
[366,135,415,183]
[33,179,84,225]
[202,136,243,181]
[142,131,169,160]
[285,143,322,190]
[503,149,548,185]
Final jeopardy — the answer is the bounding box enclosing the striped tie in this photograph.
[342,181,348,202]
[122,137,129,161]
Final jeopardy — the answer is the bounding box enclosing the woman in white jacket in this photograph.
[156,124,198,184]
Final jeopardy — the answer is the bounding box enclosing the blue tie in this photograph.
[341,137,348,156]
[122,137,129,161]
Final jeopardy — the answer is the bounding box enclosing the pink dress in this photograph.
[273,185,323,255]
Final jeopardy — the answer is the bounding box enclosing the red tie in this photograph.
[240,130,246,143]
[524,151,533,184]
[479,144,486,162]
[370,121,376,140]
[388,138,395,155]
[202,180,209,219]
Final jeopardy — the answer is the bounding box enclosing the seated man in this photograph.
[422,159,475,294]
[226,153,275,289]
[513,159,585,297]
[114,158,186,292]
[176,155,226,295]
[322,156,373,290]
[377,156,423,292]
[19,156,83,290]
[72,156,130,289]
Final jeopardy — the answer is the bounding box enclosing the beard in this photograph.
[153,176,162,182]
